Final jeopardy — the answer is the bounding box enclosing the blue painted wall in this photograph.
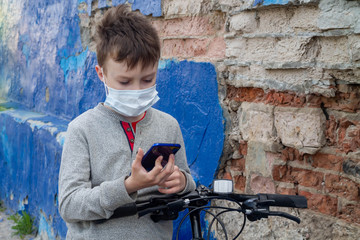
[0,0,224,239]
[253,0,291,7]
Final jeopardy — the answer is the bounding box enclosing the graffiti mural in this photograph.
[0,0,224,238]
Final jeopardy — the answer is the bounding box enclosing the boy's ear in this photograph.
[95,65,105,82]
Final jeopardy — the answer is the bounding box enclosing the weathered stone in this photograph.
[238,102,276,143]
[289,6,320,32]
[343,159,360,178]
[256,8,293,34]
[245,141,275,179]
[225,38,246,58]
[211,204,360,240]
[229,12,257,33]
[228,0,319,13]
[349,35,360,62]
[317,36,350,64]
[263,61,314,69]
[227,64,335,97]
[162,0,214,18]
[318,0,360,31]
[274,107,326,154]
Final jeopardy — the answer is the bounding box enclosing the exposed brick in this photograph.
[162,38,211,58]
[222,171,232,180]
[343,159,360,178]
[299,191,338,216]
[276,186,298,195]
[227,86,360,113]
[250,174,275,194]
[206,36,226,59]
[266,152,282,166]
[324,174,360,201]
[338,202,360,225]
[272,165,324,190]
[338,118,360,154]
[281,147,304,162]
[234,174,246,192]
[227,87,309,108]
[231,158,245,172]
[265,90,306,107]
[325,115,360,154]
[150,19,164,37]
[323,91,360,113]
[227,86,265,103]
[306,94,322,108]
[155,16,218,38]
[326,115,338,146]
[239,141,248,156]
[311,153,343,172]
[342,127,360,154]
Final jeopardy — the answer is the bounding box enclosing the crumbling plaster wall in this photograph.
[213,0,359,239]
[152,0,358,238]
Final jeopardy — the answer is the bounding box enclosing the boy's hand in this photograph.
[125,148,175,194]
[157,155,187,194]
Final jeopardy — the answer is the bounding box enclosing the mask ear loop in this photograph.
[101,67,109,95]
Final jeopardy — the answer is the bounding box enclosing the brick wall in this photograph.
[159,0,360,238]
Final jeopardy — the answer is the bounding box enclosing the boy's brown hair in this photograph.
[95,4,160,71]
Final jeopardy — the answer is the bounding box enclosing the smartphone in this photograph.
[141,143,181,172]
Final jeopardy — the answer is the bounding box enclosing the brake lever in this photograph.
[243,198,300,224]
[267,211,301,224]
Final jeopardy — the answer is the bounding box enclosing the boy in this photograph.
[58,4,196,240]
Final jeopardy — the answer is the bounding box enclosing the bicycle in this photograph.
[95,180,307,240]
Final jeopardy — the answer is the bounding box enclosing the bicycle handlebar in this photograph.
[95,184,307,225]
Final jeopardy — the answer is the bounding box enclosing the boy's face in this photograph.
[95,58,158,90]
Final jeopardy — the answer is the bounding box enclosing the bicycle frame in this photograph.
[190,209,203,240]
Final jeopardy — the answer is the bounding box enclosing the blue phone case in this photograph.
[141,143,181,172]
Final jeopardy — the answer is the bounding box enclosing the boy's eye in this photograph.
[143,79,153,83]
[119,81,129,85]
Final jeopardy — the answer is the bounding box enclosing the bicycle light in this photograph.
[213,179,233,193]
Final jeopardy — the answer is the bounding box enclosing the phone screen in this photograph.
[141,144,180,172]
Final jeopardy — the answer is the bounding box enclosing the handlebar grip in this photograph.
[259,194,307,208]
[94,203,138,224]
[111,202,138,218]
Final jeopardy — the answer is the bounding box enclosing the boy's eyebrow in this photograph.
[115,75,132,80]
[142,72,156,78]
[114,72,156,80]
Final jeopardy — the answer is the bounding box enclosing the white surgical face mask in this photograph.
[101,68,160,117]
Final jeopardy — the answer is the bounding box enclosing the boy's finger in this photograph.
[162,155,175,174]
[167,154,175,170]
[158,186,177,194]
[157,157,175,184]
[150,156,164,174]
[133,148,144,166]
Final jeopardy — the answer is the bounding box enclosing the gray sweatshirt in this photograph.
[58,103,196,240]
